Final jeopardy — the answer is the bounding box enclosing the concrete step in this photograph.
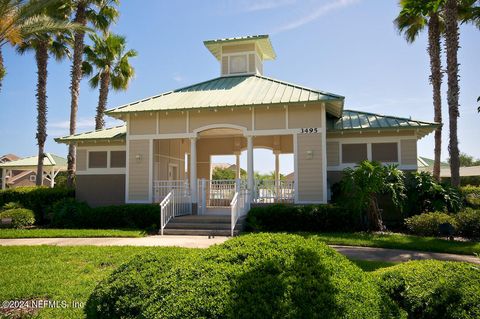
[205,207,230,216]
[162,228,239,236]
[172,215,231,223]
[167,222,231,230]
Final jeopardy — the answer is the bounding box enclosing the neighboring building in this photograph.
[56,35,438,212]
[418,156,480,179]
[0,153,67,189]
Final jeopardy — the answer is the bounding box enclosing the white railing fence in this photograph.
[198,179,240,208]
[230,189,249,236]
[154,180,189,203]
[159,188,192,235]
[253,180,294,203]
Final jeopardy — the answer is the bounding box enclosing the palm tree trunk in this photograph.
[428,13,443,182]
[95,71,110,130]
[35,41,49,187]
[445,0,461,187]
[67,2,87,188]
[0,47,5,93]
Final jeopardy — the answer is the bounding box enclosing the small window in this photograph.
[29,174,36,182]
[229,55,247,74]
[342,144,368,164]
[88,151,108,168]
[110,151,126,168]
[372,143,398,162]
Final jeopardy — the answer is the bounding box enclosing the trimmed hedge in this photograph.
[404,212,457,237]
[0,208,35,228]
[462,185,480,208]
[0,187,74,224]
[49,199,159,230]
[374,260,480,319]
[246,204,361,232]
[86,233,402,319]
[455,208,480,239]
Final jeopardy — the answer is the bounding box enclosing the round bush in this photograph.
[455,208,480,239]
[86,233,402,319]
[48,198,90,228]
[0,208,35,228]
[374,260,480,319]
[1,201,23,211]
[404,212,457,236]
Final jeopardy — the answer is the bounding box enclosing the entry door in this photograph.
[168,164,178,181]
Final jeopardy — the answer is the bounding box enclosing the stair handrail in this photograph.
[230,192,239,237]
[160,190,174,236]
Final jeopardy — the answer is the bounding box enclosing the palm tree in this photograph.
[395,0,444,182]
[66,0,118,187]
[0,0,76,92]
[16,3,81,186]
[444,0,461,187]
[82,33,136,130]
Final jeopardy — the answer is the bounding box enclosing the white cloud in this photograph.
[49,118,95,129]
[240,0,297,12]
[273,0,360,33]
[173,73,184,82]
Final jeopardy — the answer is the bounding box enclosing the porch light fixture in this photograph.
[135,154,142,161]
[306,150,313,159]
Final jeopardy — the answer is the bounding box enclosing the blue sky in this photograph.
[0,0,479,174]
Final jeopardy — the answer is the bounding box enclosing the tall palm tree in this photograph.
[82,33,136,130]
[395,0,444,181]
[0,0,74,92]
[16,3,81,186]
[66,0,118,187]
[444,0,461,187]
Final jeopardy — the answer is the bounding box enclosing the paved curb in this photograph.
[331,245,480,264]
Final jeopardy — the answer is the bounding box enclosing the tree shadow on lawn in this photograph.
[228,247,347,319]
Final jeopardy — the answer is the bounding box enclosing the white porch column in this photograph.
[1,168,6,190]
[274,151,280,201]
[50,168,55,188]
[190,137,197,203]
[234,152,241,179]
[247,136,254,192]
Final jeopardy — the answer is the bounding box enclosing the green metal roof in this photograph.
[204,35,276,60]
[0,153,67,168]
[327,110,439,138]
[55,125,126,144]
[417,156,449,168]
[106,74,345,117]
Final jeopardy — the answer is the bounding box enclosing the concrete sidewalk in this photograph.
[331,245,480,264]
[0,235,229,248]
[0,236,478,264]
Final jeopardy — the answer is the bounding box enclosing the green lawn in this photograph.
[304,232,480,256]
[0,246,179,319]
[0,228,146,238]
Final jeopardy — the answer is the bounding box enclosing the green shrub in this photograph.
[0,187,74,224]
[246,204,361,232]
[374,260,480,319]
[0,208,35,228]
[404,212,457,237]
[1,201,23,211]
[461,185,480,208]
[86,233,402,319]
[455,208,480,239]
[49,199,159,230]
[405,172,463,214]
[49,198,91,228]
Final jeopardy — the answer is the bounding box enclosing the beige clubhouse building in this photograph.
[57,35,437,217]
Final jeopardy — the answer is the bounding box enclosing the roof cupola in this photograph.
[204,35,276,76]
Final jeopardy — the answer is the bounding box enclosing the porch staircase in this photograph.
[162,215,245,236]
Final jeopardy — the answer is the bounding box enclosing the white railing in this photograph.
[253,180,295,203]
[159,188,192,235]
[199,179,240,207]
[230,190,249,236]
[153,180,189,203]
